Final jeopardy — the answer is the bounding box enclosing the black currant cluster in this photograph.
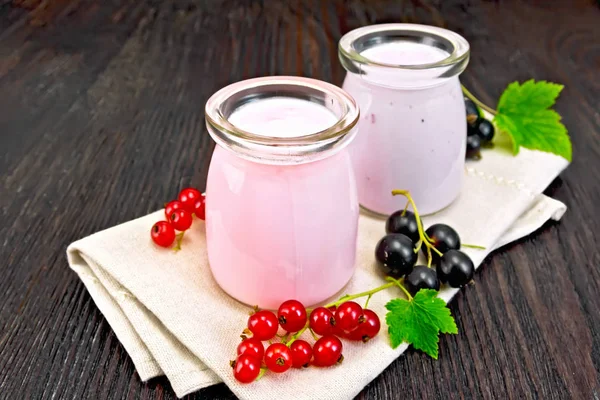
[465,98,495,160]
[375,209,475,295]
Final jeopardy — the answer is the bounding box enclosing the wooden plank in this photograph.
[0,1,599,399]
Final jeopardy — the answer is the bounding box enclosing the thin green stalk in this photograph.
[392,189,443,267]
[278,332,290,343]
[462,243,486,250]
[286,323,311,346]
[255,368,267,381]
[364,293,373,309]
[173,231,185,252]
[323,281,396,309]
[461,85,497,116]
[385,276,413,301]
[401,199,410,216]
[427,246,432,268]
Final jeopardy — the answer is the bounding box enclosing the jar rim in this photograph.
[339,23,469,72]
[205,76,360,164]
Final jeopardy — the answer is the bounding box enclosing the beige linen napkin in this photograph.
[67,145,568,399]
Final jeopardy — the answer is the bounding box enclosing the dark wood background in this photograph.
[1,0,599,399]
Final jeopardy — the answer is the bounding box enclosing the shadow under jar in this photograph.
[205,77,360,310]
[339,24,470,216]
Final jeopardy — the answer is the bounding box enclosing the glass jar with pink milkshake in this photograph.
[339,24,470,216]
[204,76,360,309]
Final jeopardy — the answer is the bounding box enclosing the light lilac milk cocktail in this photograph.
[340,24,470,215]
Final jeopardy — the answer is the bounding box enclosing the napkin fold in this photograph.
[67,145,568,400]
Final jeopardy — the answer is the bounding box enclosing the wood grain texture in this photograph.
[1,0,599,399]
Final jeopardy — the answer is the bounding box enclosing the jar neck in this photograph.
[344,69,462,90]
[339,24,470,89]
[205,77,360,165]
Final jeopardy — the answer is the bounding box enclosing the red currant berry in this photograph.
[264,343,292,373]
[309,307,336,336]
[193,193,206,220]
[237,338,264,361]
[247,310,278,341]
[151,221,176,247]
[290,340,312,368]
[312,335,343,367]
[164,200,184,220]
[346,309,381,342]
[178,188,202,213]
[169,209,193,231]
[232,354,261,383]
[332,323,347,339]
[335,301,364,333]
[277,300,307,332]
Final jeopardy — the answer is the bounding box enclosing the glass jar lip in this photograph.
[205,76,360,164]
[339,23,470,71]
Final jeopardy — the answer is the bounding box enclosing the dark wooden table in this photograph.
[1,0,599,399]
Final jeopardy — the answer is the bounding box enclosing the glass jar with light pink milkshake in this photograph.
[339,24,470,216]
[204,76,360,309]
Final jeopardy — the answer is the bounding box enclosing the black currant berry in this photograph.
[466,134,481,159]
[475,119,495,143]
[405,265,440,295]
[375,233,417,278]
[423,223,461,262]
[436,249,474,288]
[464,98,480,123]
[385,210,420,244]
[467,121,479,136]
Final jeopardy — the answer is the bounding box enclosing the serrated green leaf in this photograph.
[385,298,412,349]
[409,312,441,358]
[385,289,457,359]
[493,80,571,161]
[495,109,571,161]
[412,289,458,334]
[497,80,563,113]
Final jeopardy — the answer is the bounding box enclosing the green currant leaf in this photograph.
[385,289,457,359]
[412,289,458,335]
[493,80,571,161]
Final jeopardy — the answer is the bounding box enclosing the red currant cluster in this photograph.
[232,299,381,383]
[150,188,206,248]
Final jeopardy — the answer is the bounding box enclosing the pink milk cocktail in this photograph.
[339,24,470,215]
[204,77,360,309]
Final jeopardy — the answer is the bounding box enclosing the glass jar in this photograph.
[339,24,470,216]
[204,76,360,309]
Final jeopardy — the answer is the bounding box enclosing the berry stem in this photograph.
[364,293,373,309]
[427,246,433,268]
[173,231,185,252]
[286,324,309,346]
[308,327,319,341]
[462,243,486,250]
[385,276,413,301]
[279,332,290,343]
[461,85,497,116]
[324,281,397,309]
[401,199,410,216]
[391,190,443,267]
[255,367,267,381]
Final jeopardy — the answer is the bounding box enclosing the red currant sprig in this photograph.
[231,296,386,384]
[150,187,206,250]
